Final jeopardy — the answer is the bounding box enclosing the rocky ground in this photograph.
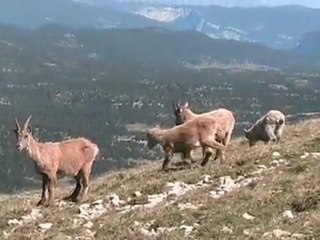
[1,119,320,239]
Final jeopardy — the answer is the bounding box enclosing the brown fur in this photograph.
[172,101,235,162]
[14,116,99,206]
[147,116,226,170]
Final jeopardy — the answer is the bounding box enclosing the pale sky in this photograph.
[112,0,320,8]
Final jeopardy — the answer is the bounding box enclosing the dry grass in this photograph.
[1,119,320,239]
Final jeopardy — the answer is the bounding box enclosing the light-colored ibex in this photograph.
[13,116,100,206]
[147,116,226,171]
[172,101,235,164]
[243,110,285,146]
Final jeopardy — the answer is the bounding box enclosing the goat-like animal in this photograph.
[13,116,99,206]
[243,110,285,146]
[172,101,235,163]
[147,116,226,170]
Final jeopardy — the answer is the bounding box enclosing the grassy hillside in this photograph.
[2,119,320,239]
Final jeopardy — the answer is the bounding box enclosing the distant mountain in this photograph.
[1,1,320,49]
[130,5,320,49]
[297,31,320,56]
[0,0,160,29]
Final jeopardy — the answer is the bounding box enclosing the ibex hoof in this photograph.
[36,199,46,206]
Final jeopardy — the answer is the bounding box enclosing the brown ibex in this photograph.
[172,101,235,164]
[13,116,100,206]
[147,116,226,171]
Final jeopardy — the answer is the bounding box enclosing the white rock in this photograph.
[133,221,140,226]
[282,210,294,219]
[73,218,84,228]
[243,228,254,236]
[58,201,68,207]
[167,181,194,197]
[242,212,255,220]
[221,226,233,234]
[38,222,53,231]
[8,218,22,226]
[271,160,279,166]
[291,233,305,238]
[257,164,267,169]
[92,199,103,205]
[21,209,43,222]
[202,175,212,183]
[134,191,142,198]
[220,176,236,192]
[311,152,320,158]
[178,202,199,210]
[262,232,273,238]
[208,191,220,199]
[83,221,94,229]
[272,151,281,158]
[272,229,291,238]
[84,229,95,237]
[179,225,194,236]
[108,193,126,207]
[300,152,310,159]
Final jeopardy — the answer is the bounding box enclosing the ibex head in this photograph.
[172,100,189,125]
[13,115,33,152]
[243,128,256,147]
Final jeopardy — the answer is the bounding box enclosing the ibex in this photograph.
[147,116,226,171]
[172,101,235,164]
[243,110,285,146]
[13,116,100,206]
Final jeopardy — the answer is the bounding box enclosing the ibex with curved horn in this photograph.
[172,100,235,165]
[13,116,100,206]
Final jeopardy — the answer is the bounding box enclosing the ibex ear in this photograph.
[184,102,189,107]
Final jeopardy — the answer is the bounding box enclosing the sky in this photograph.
[111,0,320,8]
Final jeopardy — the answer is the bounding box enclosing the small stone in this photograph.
[243,228,254,236]
[58,201,67,207]
[179,225,194,236]
[242,212,255,220]
[257,165,267,169]
[311,152,320,158]
[92,199,103,205]
[272,151,281,158]
[178,202,199,210]
[8,219,22,226]
[278,158,285,163]
[83,221,94,229]
[134,221,140,226]
[202,175,212,183]
[134,191,142,198]
[73,218,83,228]
[300,152,310,159]
[282,210,294,219]
[291,233,305,238]
[208,191,220,199]
[38,222,53,231]
[108,193,126,207]
[221,226,233,234]
[262,232,272,238]
[84,229,95,237]
[273,229,291,238]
